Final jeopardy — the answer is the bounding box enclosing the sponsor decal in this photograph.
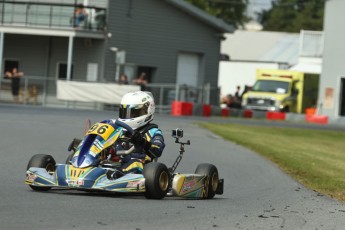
[66,179,84,187]
[26,173,37,182]
[88,151,96,158]
[126,180,145,188]
[182,178,197,192]
[94,139,104,149]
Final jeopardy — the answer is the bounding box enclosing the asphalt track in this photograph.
[1,105,345,230]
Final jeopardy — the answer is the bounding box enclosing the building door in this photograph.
[340,78,345,116]
[4,60,19,73]
[176,52,200,87]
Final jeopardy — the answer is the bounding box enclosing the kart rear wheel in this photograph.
[195,163,219,199]
[27,154,56,191]
[143,162,170,199]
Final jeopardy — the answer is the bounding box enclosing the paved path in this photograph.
[1,105,345,230]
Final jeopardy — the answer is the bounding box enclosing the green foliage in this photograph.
[259,0,325,32]
[199,122,345,202]
[185,0,249,28]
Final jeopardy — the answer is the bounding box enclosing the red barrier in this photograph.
[266,111,286,120]
[171,101,183,116]
[221,108,230,117]
[171,101,193,116]
[243,109,253,118]
[183,102,193,116]
[202,104,211,117]
[305,114,328,124]
[305,108,316,115]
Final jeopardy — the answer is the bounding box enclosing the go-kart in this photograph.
[25,119,224,199]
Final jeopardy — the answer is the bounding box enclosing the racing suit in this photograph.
[105,120,165,179]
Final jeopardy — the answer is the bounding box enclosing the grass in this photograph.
[198,123,345,202]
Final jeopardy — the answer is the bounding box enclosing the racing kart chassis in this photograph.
[25,120,224,199]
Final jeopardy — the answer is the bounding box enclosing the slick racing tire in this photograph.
[27,154,56,191]
[143,162,170,199]
[195,163,219,199]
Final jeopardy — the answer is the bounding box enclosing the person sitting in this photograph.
[105,91,165,179]
[73,4,88,27]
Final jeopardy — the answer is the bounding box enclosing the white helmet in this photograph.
[118,91,155,130]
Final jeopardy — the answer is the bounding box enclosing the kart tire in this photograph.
[27,154,56,191]
[195,163,219,199]
[143,162,170,199]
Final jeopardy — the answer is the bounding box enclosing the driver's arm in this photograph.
[145,132,165,160]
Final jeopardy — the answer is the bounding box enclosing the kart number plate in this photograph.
[86,123,115,140]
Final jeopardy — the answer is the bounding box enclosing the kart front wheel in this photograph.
[27,154,56,191]
[195,163,219,199]
[143,162,170,199]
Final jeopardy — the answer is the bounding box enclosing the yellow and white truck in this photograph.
[241,69,319,113]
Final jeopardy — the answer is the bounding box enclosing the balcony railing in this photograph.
[299,30,324,58]
[0,1,106,31]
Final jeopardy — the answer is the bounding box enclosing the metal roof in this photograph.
[221,30,300,65]
[165,0,235,33]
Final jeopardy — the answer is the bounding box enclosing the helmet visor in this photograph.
[119,103,148,119]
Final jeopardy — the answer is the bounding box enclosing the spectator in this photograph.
[73,4,88,27]
[241,85,251,98]
[118,74,129,85]
[234,85,241,101]
[132,72,148,91]
[222,94,241,109]
[5,67,24,104]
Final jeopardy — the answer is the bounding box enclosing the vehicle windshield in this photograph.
[252,80,290,94]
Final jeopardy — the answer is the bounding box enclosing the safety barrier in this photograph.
[266,111,286,120]
[305,114,328,124]
[171,101,193,116]
[171,101,329,125]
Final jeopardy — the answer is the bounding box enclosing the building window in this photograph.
[58,63,73,80]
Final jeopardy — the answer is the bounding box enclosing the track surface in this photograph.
[1,105,345,230]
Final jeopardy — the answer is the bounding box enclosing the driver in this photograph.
[106,91,165,179]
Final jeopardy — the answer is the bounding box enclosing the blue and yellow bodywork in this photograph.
[25,164,145,192]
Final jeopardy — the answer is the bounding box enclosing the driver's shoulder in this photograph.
[140,123,162,136]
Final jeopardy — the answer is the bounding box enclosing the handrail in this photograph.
[1,1,106,10]
[0,1,107,31]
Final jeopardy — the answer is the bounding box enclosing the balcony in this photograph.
[0,1,106,32]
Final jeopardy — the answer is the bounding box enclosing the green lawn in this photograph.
[199,123,345,202]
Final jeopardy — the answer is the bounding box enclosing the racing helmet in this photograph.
[118,91,155,130]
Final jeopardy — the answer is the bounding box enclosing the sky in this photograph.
[247,0,272,20]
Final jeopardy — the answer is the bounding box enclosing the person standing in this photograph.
[234,85,241,100]
[118,74,129,85]
[5,67,24,103]
[132,72,148,91]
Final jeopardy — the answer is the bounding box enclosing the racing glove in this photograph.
[132,131,151,151]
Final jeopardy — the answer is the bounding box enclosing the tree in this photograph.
[186,0,249,28]
[258,0,325,32]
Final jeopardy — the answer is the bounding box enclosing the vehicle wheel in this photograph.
[282,106,290,113]
[67,138,81,152]
[26,154,56,191]
[143,162,170,199]
[195,163,219,199]
[65,153,74,165]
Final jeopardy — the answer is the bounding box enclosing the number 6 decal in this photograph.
[97,125,108,134]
